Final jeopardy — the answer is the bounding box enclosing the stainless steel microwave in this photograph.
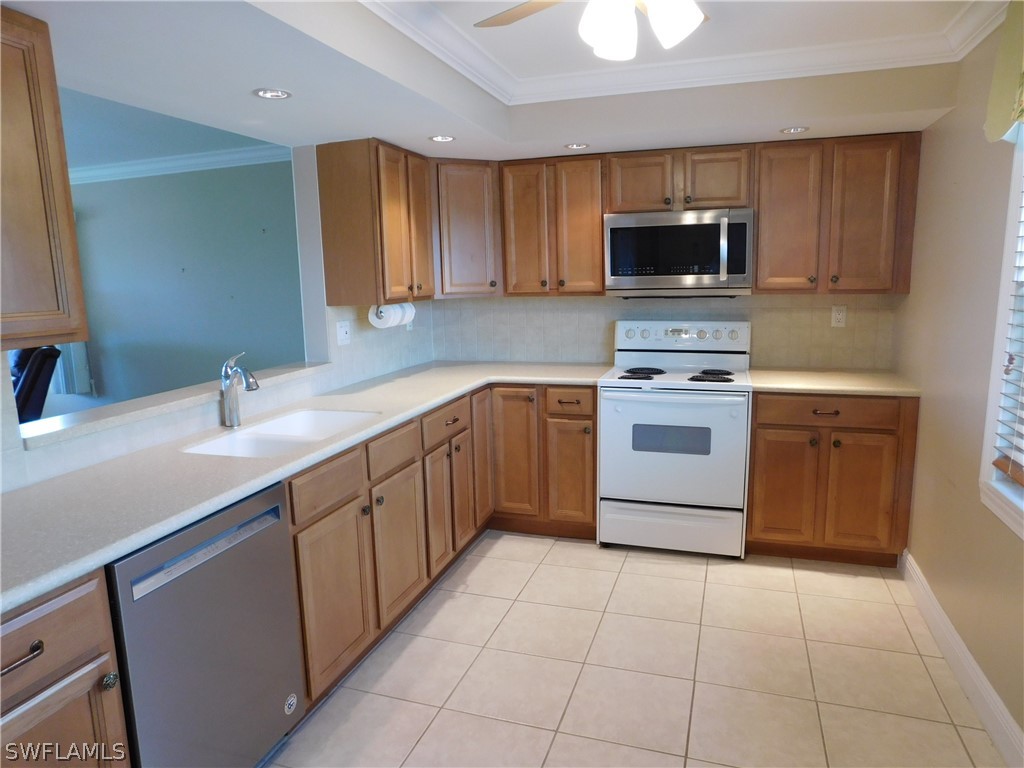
[604,208,754,297]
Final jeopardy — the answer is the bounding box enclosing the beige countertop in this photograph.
[0,362,919,613]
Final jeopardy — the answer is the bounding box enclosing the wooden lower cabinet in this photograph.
[294,497,378,701]
[451,429,477,551]
[0,572,129,766]
[371,462,428,627]
[492,387,541,517]
[471,389,495,528]
[545,416,594,524]
[747,393,918,565]
[424,442,455,576]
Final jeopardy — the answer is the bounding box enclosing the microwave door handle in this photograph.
[719,215,729,281]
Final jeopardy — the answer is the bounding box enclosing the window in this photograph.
[982,137,1024,539]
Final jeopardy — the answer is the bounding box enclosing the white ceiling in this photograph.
[5,0,1010,161]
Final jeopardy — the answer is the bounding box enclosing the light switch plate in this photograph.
[336,320,351,345]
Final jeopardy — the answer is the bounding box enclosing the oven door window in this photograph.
[632,424,711,455]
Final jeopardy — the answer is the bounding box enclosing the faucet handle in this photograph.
[222,352,246,376]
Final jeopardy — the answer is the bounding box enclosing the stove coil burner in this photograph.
[689,374,734,383]
[619,373,654,380]
[624,367,666,376]
[700,368,734,376]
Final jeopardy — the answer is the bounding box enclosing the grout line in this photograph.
[795,576,831,768]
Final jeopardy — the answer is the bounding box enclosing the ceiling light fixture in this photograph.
[578,0,705,62]
[253,88,291,100]
[430,135,455,142]
[780,126,810,134]
[565,143,590,150]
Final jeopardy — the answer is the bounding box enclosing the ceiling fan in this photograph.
[473,0,707,61]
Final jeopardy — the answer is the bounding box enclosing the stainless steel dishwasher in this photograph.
[109,484,306,767]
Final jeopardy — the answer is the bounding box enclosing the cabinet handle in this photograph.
[558,399,581,405]
[830,275,839,284]
[663,197,672,205]
[584,426,592,434]
[540,279,548,288]
[1,639,44,677]
[361,504,371,516]
[833,439,842,448]
[684,195,693,204]
[445,417,461,427]
[527,395,535,402]
[454,444,462,453]
[558,279,566,287]
[489,280,497,288]
[807,275,817,284]
[812,409,841,417]
[809,438,818,447]
[102,672,120,691]
[375,495,385,507]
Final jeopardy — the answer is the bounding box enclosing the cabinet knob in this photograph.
[489,280,497,288]
[375,495,385,507]
[807,275,817,284]
[558,279,566,287]
[408,284,414,292]
[102,672,120,691]
[830,275,839,284]
[454,444,462,453]
[361,504,371,516]
[416,283,423,292]
[583,426,592,435]
[684,195,693,204]
[663,197,672,205]
[809,438,818,447]
[527,395,535,402]
[832,439,842,448]
[540,279,548,287]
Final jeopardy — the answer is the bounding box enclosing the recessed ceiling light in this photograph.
[780,126,810,134]
[565,143,590,150]
[430,135,455,143]
[253,88,291,100]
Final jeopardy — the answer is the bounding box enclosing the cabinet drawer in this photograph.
[290,446,367,528]
[368,421,420,480]
[545,387,595,416]
[1,573,110,713]
[422,396,471,450]
[756,394,901,430]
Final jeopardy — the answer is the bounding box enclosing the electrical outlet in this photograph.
[406,319,414,331]
[336,320,351,346]
[831,305,847,328]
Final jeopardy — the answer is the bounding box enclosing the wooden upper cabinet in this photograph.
[502,158,603,295]
[755,142,826,292]
[679,147,751,208]
[1,8,88,350]
[317,138,434,306]
[436,161,501,296]
[606,152,673,212]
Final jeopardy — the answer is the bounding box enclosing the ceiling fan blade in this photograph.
[474,0,562,28]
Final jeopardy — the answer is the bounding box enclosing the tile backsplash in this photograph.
[431,294,900,370]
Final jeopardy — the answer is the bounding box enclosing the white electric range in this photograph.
[597,320,752,557]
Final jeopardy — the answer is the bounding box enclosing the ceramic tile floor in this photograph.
[271,532,1007,768]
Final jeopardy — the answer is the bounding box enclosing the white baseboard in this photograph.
[902,552,1023,767]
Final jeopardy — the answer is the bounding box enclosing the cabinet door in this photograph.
[423,442,454,577]
[294,497,378,700]
[376,144,412,302]
[545,417,595,524]
[406,153,434,299]
[606,153,673,212]
[826,136,900,292]
[437,162,500,295]
[471,389,495,527]
[1,652,129,766]
[1,9,88,349]
[824,431,898,549]
[747,427,820,544]
[492,387,541,517]
[451,429,477,551]
[681,148,751,208]
[554,159,603,293]
[502,163,552,294]
[371,462,428,627]
[754,142,825,292]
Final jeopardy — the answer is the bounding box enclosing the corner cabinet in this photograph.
[317,138,434,306]
[1,8,89,350]
[746,392,919,566]
[754,133,920,294]
[436,161,502,296]
[501,158,604,295]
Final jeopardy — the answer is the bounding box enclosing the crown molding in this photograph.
[69,144,292,185]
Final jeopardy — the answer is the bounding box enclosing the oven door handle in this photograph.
[719,215,729,282]
[600,392,748,407]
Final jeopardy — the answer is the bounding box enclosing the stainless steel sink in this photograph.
[184,409,380,458]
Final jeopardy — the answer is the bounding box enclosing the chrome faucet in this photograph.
[220,352,259,428]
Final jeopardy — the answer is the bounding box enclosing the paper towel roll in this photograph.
[368,303,415,329]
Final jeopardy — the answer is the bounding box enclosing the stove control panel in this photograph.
[615,320,751,352]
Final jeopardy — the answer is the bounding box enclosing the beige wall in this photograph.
[895,30,1023,727]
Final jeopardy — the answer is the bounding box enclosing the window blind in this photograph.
[993,172,1024,487]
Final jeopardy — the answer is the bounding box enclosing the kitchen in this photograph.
[1,2,1021,767]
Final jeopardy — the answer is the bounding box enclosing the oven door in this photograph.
[598,388,750,509]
